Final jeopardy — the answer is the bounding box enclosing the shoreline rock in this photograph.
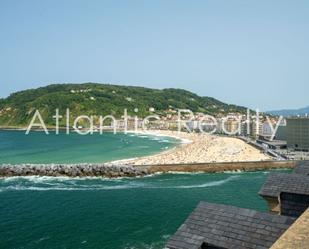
[0,163,149,178]
[0,160,296,178]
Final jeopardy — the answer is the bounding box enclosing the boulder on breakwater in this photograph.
[0,164,149,178]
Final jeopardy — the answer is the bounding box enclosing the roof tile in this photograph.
[166,202,295,249]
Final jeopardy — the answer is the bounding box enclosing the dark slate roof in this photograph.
[293,161,309,176]
[166,202,295,249]
[258,173,309,198]
[280,192,309,218]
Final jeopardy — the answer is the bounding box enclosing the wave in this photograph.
[0,174,240,192]
[162,234,170,240]
[3,175,74,183]
[180,138,192,144]
[140,175,239,189]
[137,135,149,138]
[169,176,239,189]
[158,139,171,143]
[1,182,146,191]
[34,236,50,244]
[0,171,235,182]
[126,130,184,143]
[1,175,127,183]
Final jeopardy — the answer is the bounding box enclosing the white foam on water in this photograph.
[158,139,171,143]
[162,234,170,240]
[2,182,147,191]
[3,186,76,191]
[180,138,192,144]
[223,170,243,174]
[0,175,126,183]
[2,175,74,182]
[164,175,240,189]
[137,135,149,138]
[126,130,186,144]
[0,173,241,192]
[156,176,190,182]
[164,171,205,175]
[34,236,50,244]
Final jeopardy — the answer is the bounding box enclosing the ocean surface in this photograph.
[0,171,291,249]
[0,130,290,249]
[0,130,179,164]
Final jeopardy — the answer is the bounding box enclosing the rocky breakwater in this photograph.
[0,164,149,178]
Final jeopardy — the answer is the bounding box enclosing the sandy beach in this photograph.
[115,130,271,165]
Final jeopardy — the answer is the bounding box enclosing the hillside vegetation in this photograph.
[0,83,247,126]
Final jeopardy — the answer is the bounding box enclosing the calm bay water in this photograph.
[0,130,178,164]
[0,130,290,249]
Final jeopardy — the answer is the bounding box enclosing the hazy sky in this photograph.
[0,0,308,111]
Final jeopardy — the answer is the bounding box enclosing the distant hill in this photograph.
[267,106,309,117]
[0,83,248,126]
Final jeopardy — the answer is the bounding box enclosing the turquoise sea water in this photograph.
[0,171,291,249]
[0,130,179,164]
[0,130,291,249]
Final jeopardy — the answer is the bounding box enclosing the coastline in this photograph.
[107,130,191,165]
[111,130,272,165]
[0,128,297,178]
[0,160,296,178]
[1,128,272,165]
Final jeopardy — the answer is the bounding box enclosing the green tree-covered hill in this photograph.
[0,83,247,127]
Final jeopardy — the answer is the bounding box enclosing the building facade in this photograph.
[287,118,309,151]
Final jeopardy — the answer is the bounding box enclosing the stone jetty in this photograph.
[0,164,149,178]
[0,160,297,178]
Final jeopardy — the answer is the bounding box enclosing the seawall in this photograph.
[0,160,297,178]
[0,164,149,178]
[143,160,296,173]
